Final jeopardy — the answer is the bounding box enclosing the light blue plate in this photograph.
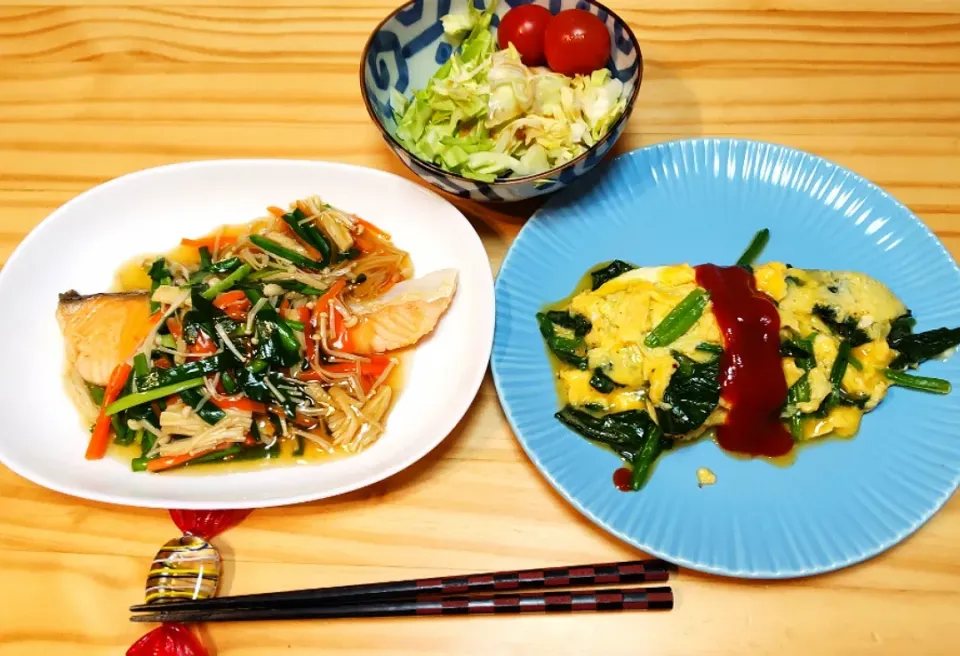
[491,138,960,578]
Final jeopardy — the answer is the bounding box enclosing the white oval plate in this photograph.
[0,160,494,509]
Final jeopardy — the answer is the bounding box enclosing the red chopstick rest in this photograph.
[128,510,254,656]
[126,623,208,656]
[170,509,252,539]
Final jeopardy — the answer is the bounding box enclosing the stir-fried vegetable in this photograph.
[536,310,591,369]
[644,289,709,348]
[86,363,132,460]
[590,260,636,291]
[735,229,770,269]
[555,407,669,490]
[81,197,414,472]
[884,369,952,394]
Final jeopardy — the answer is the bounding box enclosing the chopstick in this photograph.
[131,587,674,623]
[130,558,675,614]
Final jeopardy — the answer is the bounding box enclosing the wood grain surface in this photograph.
[1,1,959,654]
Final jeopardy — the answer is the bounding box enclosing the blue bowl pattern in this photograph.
[360,0,643,202]
[492,138,960,577]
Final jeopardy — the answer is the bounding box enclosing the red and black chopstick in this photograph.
[130,558,676,623]
[131,587,674,623]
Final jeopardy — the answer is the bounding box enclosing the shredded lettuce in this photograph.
[392,0,626,181]
[440,3,480,41]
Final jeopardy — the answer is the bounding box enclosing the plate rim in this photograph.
[491,137,960,579]
[0,158,495,509]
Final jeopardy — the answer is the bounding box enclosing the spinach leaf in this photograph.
[629,421,671,490]
[187,287,240,337]
[147,258,172,313]
[812,305,870,347]
[336,247,361,263]
[655,352,721,435]
[136,354,234,390]
[785,372,810,406]
[543,310,591,337]
[589,368,623,394]
[884,369,952,394]
[695,342,724,355]
[806,340,869,417]
[735,228,770,269]
[590,260,637,290]
[780,334,816,370]
[284,208,332,266]
[555,407,670,490]
[254,315,301,369]
[236,367,306,417]
[293,435,306,457]
[889,326,960,370]
[270,279,326,296]
[198,246,213,270]
[208,257,242,275]
[181,309,215,347]
[644,289,709,348]
[235,440,281,460]
[555,406,655,461]
[536,311,591,370]
[887,312,916,344]
[179,386,226,425]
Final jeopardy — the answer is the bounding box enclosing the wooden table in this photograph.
[2,1,959,653]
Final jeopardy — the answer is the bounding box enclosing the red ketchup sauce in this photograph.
[693,264,794,458]
[613,467,633,491]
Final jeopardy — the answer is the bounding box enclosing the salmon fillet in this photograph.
[56,290,153,386]
[345,269,458,354]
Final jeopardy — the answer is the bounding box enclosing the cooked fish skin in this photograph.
[56,290,153,386]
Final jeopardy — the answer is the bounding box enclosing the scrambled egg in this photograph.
[549,261,907,443]
[696,467,717,487]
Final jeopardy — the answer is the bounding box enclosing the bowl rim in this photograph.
[359,0,644,187]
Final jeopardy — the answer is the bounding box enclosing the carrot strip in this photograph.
[309,279,347,351]
[304,309,318,365]
[360,374,378,394]
[213,290,247,308]
[181,235,238,250]
[213,397,267,414]
[166,318,183,339]
[214,290,251,320]
[355,217,391,240]
[86,363,132,460]
[340,326,355,352]
[316,279,346,310]
[189,332,217,357]
[354,232,381,254]
[298,356,391,380]
[331,307,345,346]
[267,206,286,218]
[325,357,391,376]
[146,442,231,473]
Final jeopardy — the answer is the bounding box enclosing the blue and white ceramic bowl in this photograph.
[360,0,643,203]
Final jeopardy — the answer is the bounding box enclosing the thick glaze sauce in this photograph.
[694,264,794,458]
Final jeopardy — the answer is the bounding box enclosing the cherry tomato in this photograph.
[543,9,611,77]
[497,4,553,66]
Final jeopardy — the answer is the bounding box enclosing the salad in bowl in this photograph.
[361,0,642,202]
